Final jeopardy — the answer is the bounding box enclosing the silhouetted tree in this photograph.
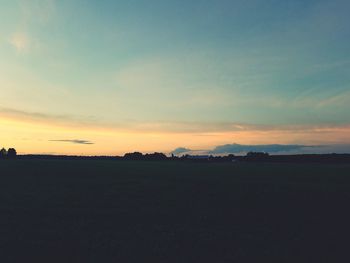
[144,152,167,161]
[124,152,144,160]
[7,148,17,158]
[0,148,7,159]
[123,152,168,161]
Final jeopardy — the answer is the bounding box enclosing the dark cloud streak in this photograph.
[49,140,94,145]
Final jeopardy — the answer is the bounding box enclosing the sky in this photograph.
[1,0,350,155]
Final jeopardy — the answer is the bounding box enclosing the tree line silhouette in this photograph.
[0,148,17,159]
[1,147,350,163]
[119,151,350,163]
[124,152,167,161]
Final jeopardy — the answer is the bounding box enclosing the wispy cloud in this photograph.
[1,106,350,150]
[49,139,94,145]
[316,90,350,108]
[1,106,350,134]
[113,52,278,111]
[290,89,350,109]
[0,106,86,126]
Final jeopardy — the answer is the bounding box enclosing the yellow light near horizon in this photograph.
[1,115,350,156]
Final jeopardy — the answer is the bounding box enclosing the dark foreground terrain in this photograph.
[1,160,350,262]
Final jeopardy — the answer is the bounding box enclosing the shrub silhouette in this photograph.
[144,152,167,161]
[124,152,168,161]
[7,148,17,158]
[124,152,144,160]
[0,148,7,159]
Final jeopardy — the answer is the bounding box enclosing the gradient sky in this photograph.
[1,0,350,155]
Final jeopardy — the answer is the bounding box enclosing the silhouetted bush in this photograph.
[0,148,7,159]
[124,152,144,160]
[7,148,17,158]
[124,152,168,161]
[144,152,167,161]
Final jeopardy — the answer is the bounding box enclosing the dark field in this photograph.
[1,160,350,262]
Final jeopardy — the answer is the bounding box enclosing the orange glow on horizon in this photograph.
[1,115,350,155]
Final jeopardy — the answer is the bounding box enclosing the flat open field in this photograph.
[1,160,350,262]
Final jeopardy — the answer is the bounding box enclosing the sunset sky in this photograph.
[1,0,350,155]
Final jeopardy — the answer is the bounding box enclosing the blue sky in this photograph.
[1,0,350,154]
